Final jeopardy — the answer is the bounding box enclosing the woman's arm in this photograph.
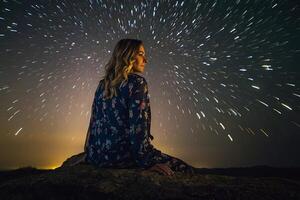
[84,129,90,152]
[128,76,156,168]
[84,92,97,152]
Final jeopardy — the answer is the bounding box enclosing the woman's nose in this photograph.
[144,57,147,63]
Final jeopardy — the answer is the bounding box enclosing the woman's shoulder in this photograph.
[94,79,104,94]
[98,79,105,87]
[128,72,147,85]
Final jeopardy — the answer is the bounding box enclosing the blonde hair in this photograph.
[101,38,143,99]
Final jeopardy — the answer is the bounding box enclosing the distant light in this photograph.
[251,85,260,89]
[15,128,23,136]
[260,129,269,137]
[281,103,292,110]
[220,123,225,130]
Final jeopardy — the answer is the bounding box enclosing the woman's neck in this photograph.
[131,71,144,77]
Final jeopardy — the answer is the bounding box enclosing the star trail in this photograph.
[0,0,299,169]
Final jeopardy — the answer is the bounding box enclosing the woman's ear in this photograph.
[129,58,136,66]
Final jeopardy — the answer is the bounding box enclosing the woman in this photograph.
[83,39,196,176]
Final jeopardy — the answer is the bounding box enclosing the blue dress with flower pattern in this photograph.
[85,72,195,173]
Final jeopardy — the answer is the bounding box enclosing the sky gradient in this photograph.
[0,0,299,170]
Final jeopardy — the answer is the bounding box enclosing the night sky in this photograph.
[0,0,299,170]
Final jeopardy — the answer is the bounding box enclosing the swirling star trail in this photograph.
[0,0,299,169]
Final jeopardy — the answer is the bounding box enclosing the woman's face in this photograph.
[132,45,147,73]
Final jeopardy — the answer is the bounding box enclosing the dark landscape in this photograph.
[1,1,299,199]
[0,163,299,200]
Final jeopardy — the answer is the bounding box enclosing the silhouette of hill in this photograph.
[0,163,299,200]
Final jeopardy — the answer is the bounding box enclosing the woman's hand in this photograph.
[147,163,175,176]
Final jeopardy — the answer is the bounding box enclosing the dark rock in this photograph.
[61,152,87,167]
[0,156,299,200]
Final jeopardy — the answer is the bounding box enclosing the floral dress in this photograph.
[85,72,195,173]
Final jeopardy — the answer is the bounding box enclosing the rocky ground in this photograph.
[0,163,299,200]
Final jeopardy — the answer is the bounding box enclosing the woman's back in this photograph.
[85,72,154,168]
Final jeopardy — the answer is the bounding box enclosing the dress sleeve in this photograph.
[84,91,96,152]
[84,80,102,152]
[128,76,155,168]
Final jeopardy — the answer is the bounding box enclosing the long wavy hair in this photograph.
[101,38,143,100]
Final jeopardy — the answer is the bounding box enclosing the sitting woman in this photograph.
[83,39,196,176]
